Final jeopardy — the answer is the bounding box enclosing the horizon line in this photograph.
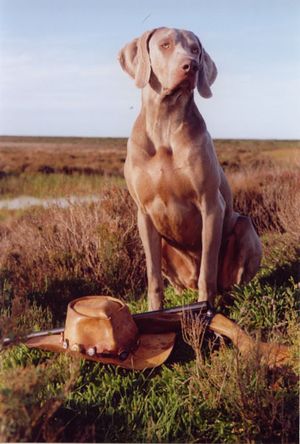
[1,134,299,142]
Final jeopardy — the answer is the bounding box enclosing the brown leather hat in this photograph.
[25,296,176,370]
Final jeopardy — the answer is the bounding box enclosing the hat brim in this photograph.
[25,331,176,370]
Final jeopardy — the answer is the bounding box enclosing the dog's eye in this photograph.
[161,42,170,49]
[191,47,199,54]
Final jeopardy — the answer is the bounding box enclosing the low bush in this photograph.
[0,187,146,324]
[0,351,80,442]
[229,166,300,236]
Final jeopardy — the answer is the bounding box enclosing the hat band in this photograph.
[60,332,140,361]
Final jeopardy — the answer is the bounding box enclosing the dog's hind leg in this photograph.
[161,240,200,292]
[218,215,262,291]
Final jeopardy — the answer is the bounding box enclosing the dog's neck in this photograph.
[141,85,205,148]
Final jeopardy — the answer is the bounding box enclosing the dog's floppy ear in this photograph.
[197,48,218,98]
[118,29,156,89]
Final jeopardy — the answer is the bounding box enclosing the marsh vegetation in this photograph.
[0,136,299,442]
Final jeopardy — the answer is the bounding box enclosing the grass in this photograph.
[0,278,298,443]
[0,137,299,442]
[0,173,125,199]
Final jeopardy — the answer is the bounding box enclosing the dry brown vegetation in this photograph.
[0,136,127,177]
[0,138,299,327]
[0,187,146,328]
[0,136,299,443]
[0,164,299,335]
[229,164,300,236]
[0,354,81,443]
[1,136,299,178]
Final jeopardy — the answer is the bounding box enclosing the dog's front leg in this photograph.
[198,191,225,306]
[137,209,164,311]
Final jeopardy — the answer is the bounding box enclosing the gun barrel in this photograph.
[133,301,208,334]
[133,301,208,320]
[1,302,208,346]
[1,327,64,348]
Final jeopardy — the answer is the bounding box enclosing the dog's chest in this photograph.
[135,146,195,204]
[131,146,202,244]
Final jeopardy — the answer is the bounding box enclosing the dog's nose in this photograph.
[182,60,199,73]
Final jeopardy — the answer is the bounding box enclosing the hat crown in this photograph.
[64,296,139,357]
[72,297,123,319]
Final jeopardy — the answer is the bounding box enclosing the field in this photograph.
[0,136,299,443]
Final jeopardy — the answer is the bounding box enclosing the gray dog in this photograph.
[119,27,262,311]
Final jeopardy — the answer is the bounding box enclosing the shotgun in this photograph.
[1,301,211,348]
[1,301,290,368]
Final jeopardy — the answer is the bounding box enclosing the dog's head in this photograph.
[118,27,217,98]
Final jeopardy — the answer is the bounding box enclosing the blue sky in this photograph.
[0,0,299,138]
